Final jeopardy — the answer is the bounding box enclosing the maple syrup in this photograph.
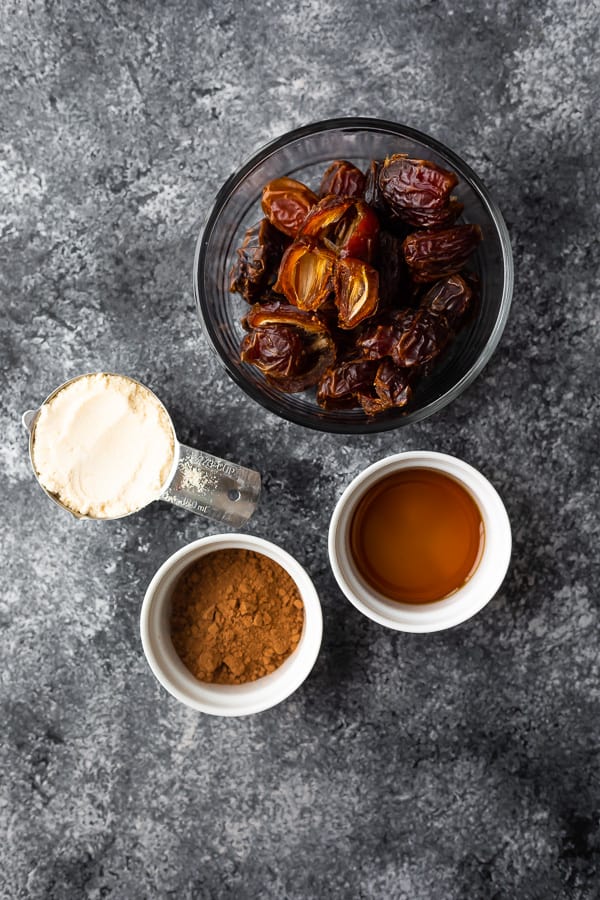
[349,468,484,604]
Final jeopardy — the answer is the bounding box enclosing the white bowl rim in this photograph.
[140,534,323,716]
[328,451,512,632]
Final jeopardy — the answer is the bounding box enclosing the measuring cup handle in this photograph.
[160,443,261,527]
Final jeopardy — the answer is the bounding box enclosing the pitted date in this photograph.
[229,218,289,303]
[378,155,458,214]
[334,257,379,329]
[300,196,379,262]
[398,197,464,230]
[420,273,473,329]
[357,309,417,360]
[358,307,451,368]
[241,301,335,392]
[403,224,482,282]
[359,359,412,415]
[319,160,366,199]
[274,239,336,311]
[261,177,318,237]
[390,308,451,368]
[317,358,379,408]
[241,325,306,378]
[243,300,330,334]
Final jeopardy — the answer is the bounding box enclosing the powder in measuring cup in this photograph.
[32,373,175,518]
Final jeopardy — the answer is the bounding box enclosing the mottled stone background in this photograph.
[1,0,599,897]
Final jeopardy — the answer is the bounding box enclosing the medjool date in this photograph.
[420,273,473,329]
[390,308,451,368]
[357,309,417,360]
[317,359,379,408]
[358,307,451,368]
[358,360,412,415]
[229,219,288,303]
[241,301,335,392]
[274,240,336,311]
[334,257,379,329]
[319,160,366,199]
[398,197,464,230]
[301,197,379,262]
[378,155,458,214]
[261,177,318,237]
[403,224,482,283]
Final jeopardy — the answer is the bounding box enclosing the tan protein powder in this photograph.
[32,373,175,518]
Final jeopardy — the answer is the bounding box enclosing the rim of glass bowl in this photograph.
[194,116,513,434]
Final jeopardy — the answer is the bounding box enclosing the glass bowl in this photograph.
[194,117,513,434]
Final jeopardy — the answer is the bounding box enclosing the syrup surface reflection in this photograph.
[350,467,484,604]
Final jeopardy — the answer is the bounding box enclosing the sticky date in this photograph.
[319,160,366,199]
[261,177,318,237]
[378,155,458,214]
[420,273,473,329]
[403,224,482,282]
[334,257,379,329]
[317,359,379,408]
[300,197,379,262]
[398,197,464,230]
[358,360,412,415]
[274,240,336,311]
[241,301,335,392]
[229,218,288,303]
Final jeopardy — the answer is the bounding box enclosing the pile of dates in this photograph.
[229,155,482,415]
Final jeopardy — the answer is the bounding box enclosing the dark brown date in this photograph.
[300,197,379,262]
[241,301,335,392]
[379,155,458,214]
[398,196,464,230]
[358,359,412,415]
[334,257,379,329]
[274,240,336,311]
[229,218,288,303]
[357,309,417,360]
[390,308,451,368]
[261,177,318,237]
[403,224,482,283]
[319,160,366,199]
[316,358,379,408]
[420,273,473,329]
[240,325,306,378]
[357,307,450,368]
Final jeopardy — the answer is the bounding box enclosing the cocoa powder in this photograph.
[169,549,304,685]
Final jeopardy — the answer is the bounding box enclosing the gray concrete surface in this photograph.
[1,0,599,897]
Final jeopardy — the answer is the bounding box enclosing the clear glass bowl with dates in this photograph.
[194,117,513,434]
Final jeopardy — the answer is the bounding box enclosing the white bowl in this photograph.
[140,534,323,715]
[328,451,512,632]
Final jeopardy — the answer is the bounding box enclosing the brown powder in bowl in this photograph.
[169,549,305,685]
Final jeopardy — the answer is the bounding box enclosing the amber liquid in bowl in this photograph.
[350,468,484,604]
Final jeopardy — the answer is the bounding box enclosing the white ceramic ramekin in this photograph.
[328,451,512,633]
[140,534,323,716]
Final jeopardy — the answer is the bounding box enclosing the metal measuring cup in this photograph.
[22,373,261,528]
